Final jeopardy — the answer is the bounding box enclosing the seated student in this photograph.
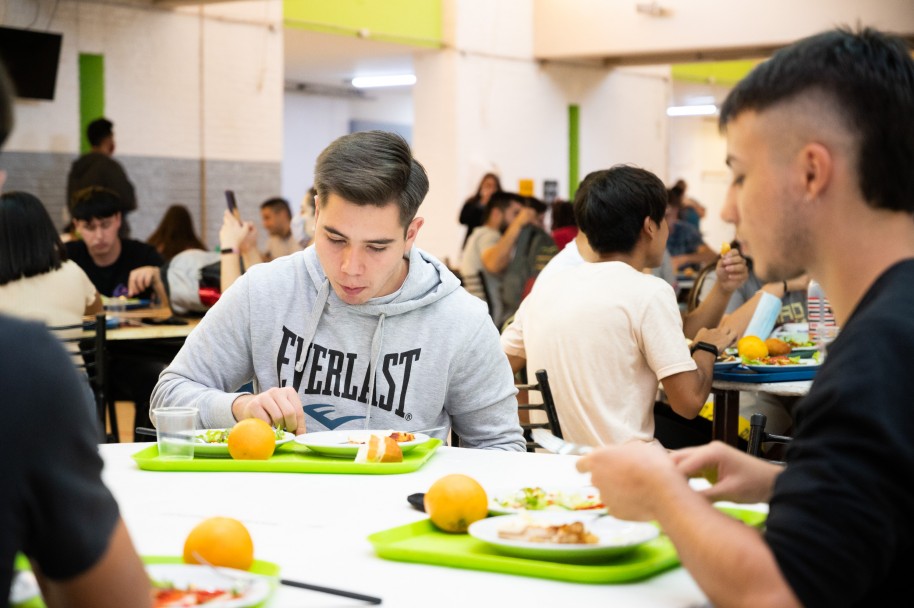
[666,188,717,273]
[67,187,175,441]
[151,130,525,451]
[260,197,302,262]
[501,166,736,447]
[146,204,206,263]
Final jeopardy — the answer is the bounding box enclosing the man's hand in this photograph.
[693,325,737,354]
[509,207,537,233]
[669,441,781,504]
[220,209,257,253]
[231,387,306,435]
[715,249,748,293]
[127,266,161,298]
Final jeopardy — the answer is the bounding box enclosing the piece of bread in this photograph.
[765,337,792,356]
[354,434,403,463]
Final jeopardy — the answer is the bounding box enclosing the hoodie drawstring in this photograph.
[363,313,386,429]
[295,279,331,373]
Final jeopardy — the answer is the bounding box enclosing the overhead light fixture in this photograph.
[666,104,718,117]
[351,74,416,89]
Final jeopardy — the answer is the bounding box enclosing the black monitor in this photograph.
[0,26,63,100]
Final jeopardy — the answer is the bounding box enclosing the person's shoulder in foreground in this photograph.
[0,315,151,607]
[576,27,914,608]
[152,130,524,451]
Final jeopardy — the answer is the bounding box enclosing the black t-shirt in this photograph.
[765,259,914,607]
[0,316,120,600]
[66,239,163,298]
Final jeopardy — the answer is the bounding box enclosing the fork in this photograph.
[531,428,593,455]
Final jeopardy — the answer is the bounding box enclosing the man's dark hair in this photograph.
[71,186,123,221]
[0,62,13,149]
[551,201,577,229]
[525,196,548,215]
[482,191,523,224]
[0,191,65,285]
[313,130,429,229]
[720,27,914,213]
[573,165,667,255]
[87,118,114,147]
[260,197,292,217]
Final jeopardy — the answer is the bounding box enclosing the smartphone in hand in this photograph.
[225,190,241,221]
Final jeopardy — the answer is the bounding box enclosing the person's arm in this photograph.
[34,519,152,608]
[219,210,259,293]
[126,266,169,310]
[577,442,799,607]
[84,292,103,316]
[500,298,528,373]
[719,274,810,337]
[682,250,748,339]
[660,326,736,418]
[481,208,536,274]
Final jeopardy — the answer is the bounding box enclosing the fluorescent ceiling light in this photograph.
[351,74,416,89]
[666,104,718,117]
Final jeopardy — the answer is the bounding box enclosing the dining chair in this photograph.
[517,369,563,452]
[685,260,718,312]
[746,412,792,463]
[47,312,114,442]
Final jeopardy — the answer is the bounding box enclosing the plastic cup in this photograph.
[155,407,197,460]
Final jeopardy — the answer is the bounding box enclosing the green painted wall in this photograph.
[671,59,761,86]
[284,0,441,47]
[78,54,105,153]
[568,105,579,200]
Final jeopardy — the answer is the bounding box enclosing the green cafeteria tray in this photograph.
[368,506,766,584]
[132,438,441,475]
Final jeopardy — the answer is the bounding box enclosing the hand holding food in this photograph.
[231,387,305,435]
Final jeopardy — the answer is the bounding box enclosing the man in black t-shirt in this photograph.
[67,187,175,441]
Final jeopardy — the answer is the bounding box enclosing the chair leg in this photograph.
[107,398,120,443]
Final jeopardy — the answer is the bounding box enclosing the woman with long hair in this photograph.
[458,172,502,249]
[146,204,206,262]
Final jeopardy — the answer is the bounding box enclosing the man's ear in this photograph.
[643,216,657,238]
[405,217,424,248]
[800,142,832,201]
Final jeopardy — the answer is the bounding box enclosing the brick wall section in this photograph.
[2,151,280,247]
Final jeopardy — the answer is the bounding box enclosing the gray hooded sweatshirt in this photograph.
[151,246,525,451]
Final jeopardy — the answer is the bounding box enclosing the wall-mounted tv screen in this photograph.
[0,26,63,100]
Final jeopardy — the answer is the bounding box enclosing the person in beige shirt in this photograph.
[260,197,302,262]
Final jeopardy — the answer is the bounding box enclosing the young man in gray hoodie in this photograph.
[151,131,525,451]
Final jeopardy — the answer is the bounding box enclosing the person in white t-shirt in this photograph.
[501,166,736,447]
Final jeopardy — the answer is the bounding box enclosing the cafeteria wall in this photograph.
[1,0,283,248]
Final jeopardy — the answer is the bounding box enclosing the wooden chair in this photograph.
[686,260,719,312]
[517,369,563,452]
[47,312,114,442]
[747,413,792,463]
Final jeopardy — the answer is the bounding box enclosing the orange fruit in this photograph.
[738,335,768,360]
[765,337,792,356]
[183,516,254,570]
[227,418,276,460]
[424,474,488,533]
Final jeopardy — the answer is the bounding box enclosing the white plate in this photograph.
[148,563,271,608]
[488,486,607,515]
[294,430,430,458]
[468,512,659,562]
[744,359,821,372]
[193,429,294,457]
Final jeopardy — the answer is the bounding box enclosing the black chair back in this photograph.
[747,412,792,464]
[517,369,563,452]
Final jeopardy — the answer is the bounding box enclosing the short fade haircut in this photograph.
[720,27,914,214]
[87,118,113,147]
[573,165,667,255]
[482,191,524,224]
[260,197,292,217]
[313,130,429,229]
[0,191,65,285]
[71,186,123,221]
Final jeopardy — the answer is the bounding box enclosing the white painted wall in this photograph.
[3,0,282,162]
[535,0,914,59]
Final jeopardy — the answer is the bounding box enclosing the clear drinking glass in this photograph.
[155,407,197,460]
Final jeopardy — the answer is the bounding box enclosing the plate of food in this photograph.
[468,512,659,562]
[294,429,430,458]
[743,356,821,373]
[193,427,294,456]
[714,352,741,370]
[102,296,152,310]
[488,486,606,515]
[149,563,271,608]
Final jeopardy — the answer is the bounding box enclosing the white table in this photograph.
[100,443,720,607]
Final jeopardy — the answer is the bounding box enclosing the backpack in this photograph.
[500,225,558,324]
[161,249,222,315]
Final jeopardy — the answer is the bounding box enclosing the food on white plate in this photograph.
[743,355,804,366]
[492,487,604,512]
[354,434,403,463]
[347,429,415,444]
[196,427,285,444]
[716,353,738,363]
[497,517,598,545]
[152,584,241,607]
